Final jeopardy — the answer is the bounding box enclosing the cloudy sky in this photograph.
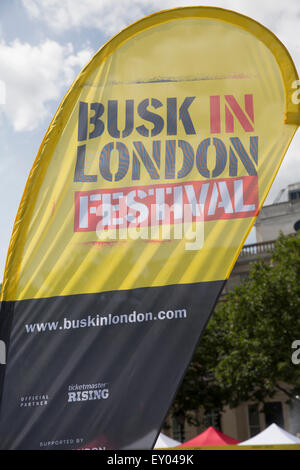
[0,0,300,278]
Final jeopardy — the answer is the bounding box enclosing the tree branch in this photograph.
[275,384,300,402]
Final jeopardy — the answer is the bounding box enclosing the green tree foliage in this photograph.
[170,232,300,423]
[169,312,230,425]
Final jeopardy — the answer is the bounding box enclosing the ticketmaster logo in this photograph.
[68,383,109,403]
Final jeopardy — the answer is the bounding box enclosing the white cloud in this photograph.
[22,0,160,35]
[16,0,300,200]
[0,39,93,131]
[21,0,300,68]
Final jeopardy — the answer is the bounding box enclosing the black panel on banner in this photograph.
[0,281,224,450]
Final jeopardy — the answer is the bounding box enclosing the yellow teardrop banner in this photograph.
[0,7,299,450]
